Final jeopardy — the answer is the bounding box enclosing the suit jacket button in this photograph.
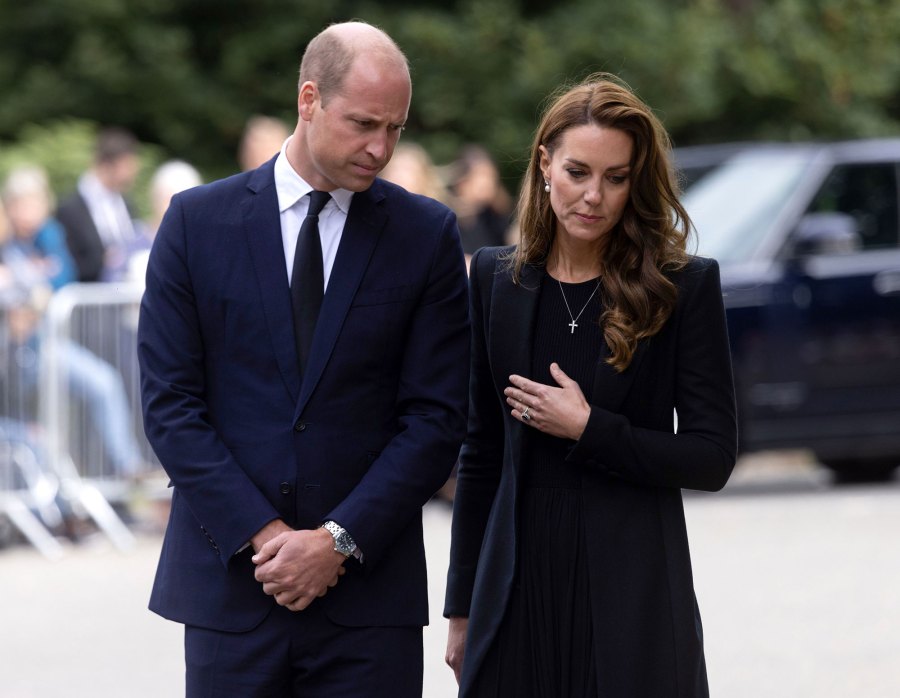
[280,482,292,495]
[294,421,306,432]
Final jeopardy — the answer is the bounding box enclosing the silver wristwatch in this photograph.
[322,520,358,558]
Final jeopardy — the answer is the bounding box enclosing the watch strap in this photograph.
[322,520,358,558]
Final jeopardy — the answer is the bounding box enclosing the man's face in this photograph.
[99,153,140,193]
[300,57,411,192]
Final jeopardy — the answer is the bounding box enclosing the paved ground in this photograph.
[1,454,899,697]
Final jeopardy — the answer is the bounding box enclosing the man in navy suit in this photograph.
[137,21,470,697]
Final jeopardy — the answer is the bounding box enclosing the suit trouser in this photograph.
[185,598,423,698]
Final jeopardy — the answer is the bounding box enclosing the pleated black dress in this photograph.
[470,274,604,698]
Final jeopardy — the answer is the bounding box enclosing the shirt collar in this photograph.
[273,137,353,215]
[78,171,116,201]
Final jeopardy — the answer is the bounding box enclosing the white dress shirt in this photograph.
[274,138,353,290]
[77,171,136,246]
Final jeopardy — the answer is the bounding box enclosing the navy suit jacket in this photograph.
[138,159,470,632]
[446,247,737,697]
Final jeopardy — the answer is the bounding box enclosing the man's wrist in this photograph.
[321,520,362,560]
[250,518,291,553]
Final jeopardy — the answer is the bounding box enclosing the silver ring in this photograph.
[521,407,531,422]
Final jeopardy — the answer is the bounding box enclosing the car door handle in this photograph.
[873,269,900,296]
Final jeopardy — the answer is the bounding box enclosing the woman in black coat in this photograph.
[444,74,737,698]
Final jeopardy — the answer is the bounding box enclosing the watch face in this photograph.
[324,522,354,556]
[335,532,353,555]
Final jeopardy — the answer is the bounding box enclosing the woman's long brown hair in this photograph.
[510,73,691,372]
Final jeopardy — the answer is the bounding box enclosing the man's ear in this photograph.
[298,81,319,122]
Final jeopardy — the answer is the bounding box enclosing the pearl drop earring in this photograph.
[544,181,551,193]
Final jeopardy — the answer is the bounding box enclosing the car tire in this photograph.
[819,457,899,484]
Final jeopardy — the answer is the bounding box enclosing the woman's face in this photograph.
[5,192,49,238]
[539,123,633,246]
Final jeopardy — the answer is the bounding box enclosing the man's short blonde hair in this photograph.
[298,22,409,105]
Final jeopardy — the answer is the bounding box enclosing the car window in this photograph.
[806,163,900,250]
[674,143,752,192]
[683,150,812,263]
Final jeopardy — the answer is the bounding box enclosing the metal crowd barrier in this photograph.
[0,418,65,560]
[1,305,63,558]
[1,282,166,556]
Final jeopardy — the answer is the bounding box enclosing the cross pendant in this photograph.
[568,320,578,334]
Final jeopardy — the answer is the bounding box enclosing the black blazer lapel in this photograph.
[295,185,386,415]
[242,164,302,403]
[488,261,543,391]
[487,259,543,472]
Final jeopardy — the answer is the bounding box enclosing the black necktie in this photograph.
[291,190,330,374]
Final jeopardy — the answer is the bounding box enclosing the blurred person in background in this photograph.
[1,165,76,290]
[0,197,37,423]
[56,126,141,282]
[0,189,65,534]
[138,21,468,697]
[147,160,204,237]
[444,74,737,697]
[0,166,144,487]
[0,198,8,294]
[238,114,291,171]
[116,159,203,285]
[379,141,450,204]
[1,165,69,440]
[449,144,514,267]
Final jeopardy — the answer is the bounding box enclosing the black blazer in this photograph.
[445,246,737,697]
[56,191,105,282]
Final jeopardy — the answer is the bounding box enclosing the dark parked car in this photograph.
[674,142,753,190]
[682,139,900,479]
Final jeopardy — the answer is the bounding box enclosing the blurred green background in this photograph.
[1,0,899,213]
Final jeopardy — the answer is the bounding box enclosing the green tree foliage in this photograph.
[710,0,900,140]
[0,0,333,183]
[0,0,898,192]
[0,120,97,199]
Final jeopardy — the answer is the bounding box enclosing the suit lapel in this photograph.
[242,164,302,402]
[487,259,543,473]
[488,261,543,393]
[295,184,386,415]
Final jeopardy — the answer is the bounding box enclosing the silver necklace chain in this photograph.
[557,278,601,334]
